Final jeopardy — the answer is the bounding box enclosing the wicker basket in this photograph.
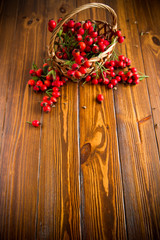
[48,3,117,81]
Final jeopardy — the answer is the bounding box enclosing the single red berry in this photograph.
[122,75,128,81]
[83,60,92,68]
[72,49,80,58]
[78,42,86,51]
[56,51,63,59]
[79,66,87,74]
[85,36,93,46]
[28,79,35,86]
[109,66,114,72]
[123,62,127,68]
[50,97,57,103]
[94,37,98,43]
[118,61,124,68]
[91,79,98,85]
[41,85,47,92]
[29,69,36,76]
[63,53,68,59]
[75,71,82,79]
[40,101,48,107]
[74,22,81,31]
[98,43,106,52]
[118,36,125,43]
[111,78,118,86]
[36,80,43,87]
[103,40,110,46]
[98,77,103,83]
[104,61,110,68]
[44,80,51,87]
[58,17,62,23]
[110,60,115,67]
[98,35,104,42]
[67,19,75,28]
[86,20,92,27]
[83,22,89,30]
[75,55,84,65]
[52,91,61,98]
[43,96,50,102]
[52,80,61,87]
[90,31,98,38]
[131,67,137,73]
[67,69,75,77]
[108,83,114,89]
[31,120,40,127]
[36,69,43,77]
[118,55,125,61]
[47,100,54,106]
[85,75,91,82]
[61,76,68,83]
[92,45,99,53]
[52,86,59,92]
[77,28,85,35]
[43,105,51,113]
[75,34,82,41]
[43,63,48,68]
[115,76,121,82]
[103,78,110,85]
[110,72,116,77]
[72,63,79,70]
[127,78,133,84]
[48,20,57,30]
[133,79,140,84]
[48,26,53,32]
[126,71,133,78]
[92,73,97,78]
[33,85,39,92]
[97,94,104,102]
[81,52,87,57]
[115,30,121,37]
[126,59,131,66]
[88,25,94,34]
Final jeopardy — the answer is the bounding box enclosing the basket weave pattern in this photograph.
[48,3,117,81]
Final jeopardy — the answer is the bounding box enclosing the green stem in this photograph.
[26,121,32,124]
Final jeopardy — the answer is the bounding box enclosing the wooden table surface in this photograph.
[0,0,160,239]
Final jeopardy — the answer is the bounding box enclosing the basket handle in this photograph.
[48,3,117,57]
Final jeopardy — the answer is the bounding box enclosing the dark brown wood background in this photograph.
[0,0,160,239]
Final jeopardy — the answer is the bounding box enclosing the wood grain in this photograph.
[78,0,127,239]
[36,0,81,239]
[0,0,46,239]
[107,0,160,239]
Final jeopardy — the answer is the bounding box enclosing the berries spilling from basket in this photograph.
[27,18,148,120]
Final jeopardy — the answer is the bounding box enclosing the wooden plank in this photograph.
[78,0,127,239]
[36,0,81,239]
[0,0,46,239]
[107,0,160,239]
[133,0,160,152]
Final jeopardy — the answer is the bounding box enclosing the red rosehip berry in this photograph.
[97,94,104,102]
[92,45,99,53]
[72,49,80,58]
[91,79,98,85]
[41,85,47,91]
[40,101,48,107]
[58,17,62,23]
[52,91,61,98]
[115,76,121,82]
[72,63,79,70]
[67,19,75,28]
[83,60,92,68]
[103,78,110,85]
[111,78,118,86]
[29,69,36,76]
[79,66,87,74]
[74,22,81,31]
[83,22,89,30]
[118,55,125,61]
[77,28,85,35]
[28,79,35,86]
[36,69,43,77]
[48,19,56,30]
[133,79,140,84]
[108,83,114,89]
[75,55,84,65]
[67,69,75,77]
[127,78,133,84]
[115,30,121,37]
[44,80,51,87]
[85,36,93,46]
[26,120,40,127]
[103,40,110,46]
[118,36,125,43]
[98,43,106,52]
[43,96,50,102]
[56,51,63,59]
[36,80,43,87]
[75,34,82,41]
[85,46,91,52]
[47,100,54,106]
[109,66,114,72]
[85,75,91,82]
[132,73,139,80]
[110,60,115,67]
[90,31,98,38]
[110,72,116,77]
[88,26,94,34]
[75,71,82,79]
[78,42,86,52]
[131,67,137,73]
[50,97,57,103]
[52,86,59,92]
[43,105,51,113]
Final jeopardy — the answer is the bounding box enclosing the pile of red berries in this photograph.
[26,18,148,126]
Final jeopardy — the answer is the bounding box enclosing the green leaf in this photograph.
[57,29,63,37]
[32,62,38,70]
[32,76,39,81]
